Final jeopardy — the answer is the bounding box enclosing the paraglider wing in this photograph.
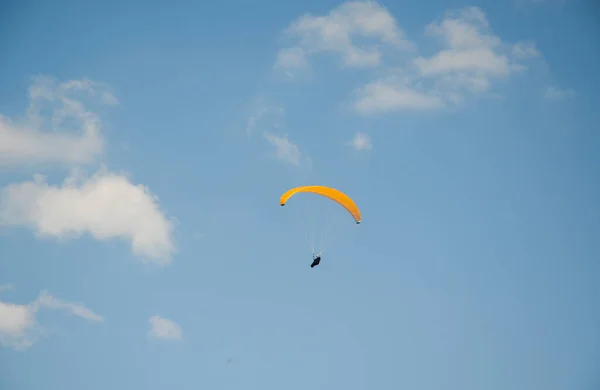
[279,185,362,224]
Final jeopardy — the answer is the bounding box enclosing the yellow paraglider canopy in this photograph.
[280,185,362,224]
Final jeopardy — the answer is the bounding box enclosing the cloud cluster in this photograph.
[0,290,103,351]
[275,3,547,114]
[0,77,176,264]
[147,315,183,341]
[253,3,573,164]
[1,75,182,350]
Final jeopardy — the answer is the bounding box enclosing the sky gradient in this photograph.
[1,0,599,389]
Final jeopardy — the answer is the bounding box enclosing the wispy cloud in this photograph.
[0,284,15,293]
[264,132,303,166]
[36,291,104,322]
[0,290,103,351]
[147,316,182,341]
[542,86,575,100]
[348,132,372,151]
[244,100,310,168]
[0,169,176,264]
[0,76,117,167]
[245,98,285,136]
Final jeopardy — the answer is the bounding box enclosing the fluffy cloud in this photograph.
[0,300,38,350]
[0,290,103,351]
[348,132,372,150]
[543,86,575,100]
[147,316,182,341]
[0,169,175,264]
[264,132,303,166]
[411,7,539,95]
[276,1,412,70]
[0,76,117,166]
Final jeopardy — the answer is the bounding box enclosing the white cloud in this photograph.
[148,316,182,341]
[0,300,38,350]
[415,48,511,77]
[264,132,303,166]
[352,6,542,113]
[349,132,372,150]
[0,76,117,167]
[543,86,575,100]
[355,79,445,113]
[0,169,175,264]
[0,290,103,351]
[413,7,539,90]
[276,1,413,70]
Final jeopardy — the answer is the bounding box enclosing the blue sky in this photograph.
[1,0,599,389]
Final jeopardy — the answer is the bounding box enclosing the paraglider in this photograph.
[311,254,321,268]
[279,185,362,224]
[279,185,361,268]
